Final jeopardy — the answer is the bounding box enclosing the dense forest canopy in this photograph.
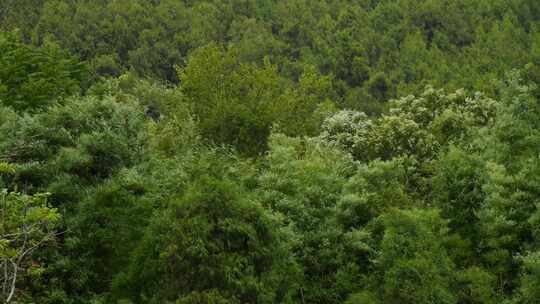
[1,0,540,303]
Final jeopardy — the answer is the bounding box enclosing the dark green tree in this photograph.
[0,31,85,112]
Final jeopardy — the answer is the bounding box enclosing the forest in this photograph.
[1,0,540,303]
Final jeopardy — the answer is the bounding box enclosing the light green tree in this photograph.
[0,162,60,303]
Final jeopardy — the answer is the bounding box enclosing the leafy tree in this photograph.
[370,209,456,304]
[0,163,60,303]
[181,45,335,155]
[337,158,412,231]
[517,251,540,303]
[258,133,357,303]
[3,1,540,303]
[114,153,299,303]
[0,31,85,112]
[454,267,499,304]
[432,147,486,251]
[179,45,281,155]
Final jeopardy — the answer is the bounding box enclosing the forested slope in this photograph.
[1,0,540,303]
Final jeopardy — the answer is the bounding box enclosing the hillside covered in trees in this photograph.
[2,0,540,303]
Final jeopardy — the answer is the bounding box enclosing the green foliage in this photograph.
[432,147,486,243]
[517,251,540,303]
[0,92,146,192]
[180,45,335,155]
[373,209,456,304]
[3,1,540,303]
[179,45,279,155]
[175,290,238,304]
[321,86,496,162]
[66,169,153,294]
[455,267,498,304]
[0,31,85,112]
[345,291,379,304]
[258,134,357,303]
[0,187,60,303]
[114,153,299,303]
[337,158,411,231]
[4,0,540,100]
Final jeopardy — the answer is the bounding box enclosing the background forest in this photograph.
[2,0,540,303]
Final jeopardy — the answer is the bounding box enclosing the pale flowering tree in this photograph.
[320,86,497,162]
